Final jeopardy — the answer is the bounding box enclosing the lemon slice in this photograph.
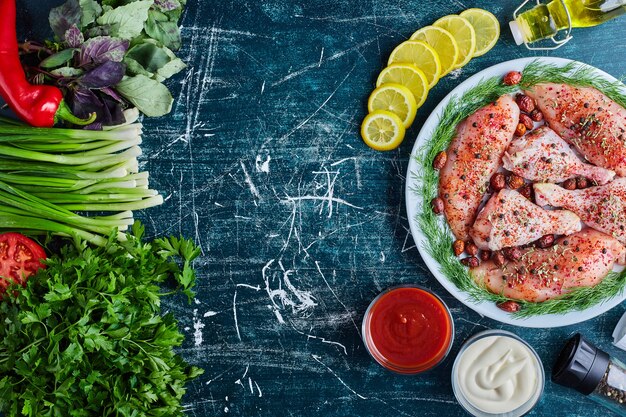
[367,83,417,128]
[387,40,441,89]
[361,110,406,151]
[376,63,429,108]
[410,26,459,76]
[433,15,476,69]
[460,8,500,57]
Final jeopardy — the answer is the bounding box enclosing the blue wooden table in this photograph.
[18,1,626,416]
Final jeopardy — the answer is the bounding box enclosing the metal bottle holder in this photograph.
[513,0,573,50]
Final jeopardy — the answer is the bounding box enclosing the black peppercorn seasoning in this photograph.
[595,361,626,410]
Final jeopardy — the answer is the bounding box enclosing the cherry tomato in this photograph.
[0,232,46,292]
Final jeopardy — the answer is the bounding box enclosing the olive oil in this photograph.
[510,0,626,45]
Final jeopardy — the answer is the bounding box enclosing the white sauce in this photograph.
[456,335,539,414]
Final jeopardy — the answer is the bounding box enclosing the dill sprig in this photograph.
[412,59,626,317]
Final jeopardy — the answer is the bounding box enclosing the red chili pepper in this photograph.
[0,0,95,127]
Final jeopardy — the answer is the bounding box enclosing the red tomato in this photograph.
[0,232,46,292]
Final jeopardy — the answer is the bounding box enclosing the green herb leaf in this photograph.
[20,311,39,324]
[144,10,182,50]
[157,57,186,81]
[124,56,155,78]
[96,0,154,40]
[124,41,186,82]
[62,342,84,362]
[50,67,85,78]
[79,0,103,28]
[35,303,51,320]
[126,42,172,73]
[21,399,32,416]
[116,75,173,117]
[39,48,76,69]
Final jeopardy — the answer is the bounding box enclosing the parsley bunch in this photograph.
[0,223,203,416]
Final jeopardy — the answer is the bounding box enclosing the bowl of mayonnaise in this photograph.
[451,329,545,417]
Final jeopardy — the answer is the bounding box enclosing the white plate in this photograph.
[405,57,626,328]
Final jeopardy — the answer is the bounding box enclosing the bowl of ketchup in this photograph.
[362,285,454,374]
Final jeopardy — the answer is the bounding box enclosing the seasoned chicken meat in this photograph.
[470,189,581,251]
[534,178,626,245]
[524,83,626,176]
[439,95,520,240]
[503,126,615,184]
[471,229,626,302]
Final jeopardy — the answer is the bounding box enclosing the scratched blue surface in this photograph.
[13,1,626,416]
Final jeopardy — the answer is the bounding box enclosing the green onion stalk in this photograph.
[0,115,162,245]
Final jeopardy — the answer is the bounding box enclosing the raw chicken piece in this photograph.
[439,95,520,240]
[471,229,626,302]
[524,83,626,176]
[470,189,581,251]
[503,126,615,184]
[534,178,626,245]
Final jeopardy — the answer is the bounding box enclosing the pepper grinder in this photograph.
[553,333,626,416]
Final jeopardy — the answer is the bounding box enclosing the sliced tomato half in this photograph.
[0,232,46,292]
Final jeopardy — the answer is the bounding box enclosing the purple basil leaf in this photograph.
[83,122,103,131]
[78,61,126,89]
[49,0,81,40]
[67,87,103,120]
[100,87,124,102]
[67,88,125,127]
[100,94,126,126]
[65,25,84,48]
[79,36,129,67]
[154,0,181,12]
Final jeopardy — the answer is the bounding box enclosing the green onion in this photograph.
[0,118,162,245]
[31,193,152,203]
[57,195,164,212]
[0,123,143,141]
[0,214,109,245]
[0,159,129,179]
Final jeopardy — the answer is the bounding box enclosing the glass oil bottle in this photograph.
[509,0,626,49]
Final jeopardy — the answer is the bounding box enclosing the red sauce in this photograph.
[364,286,453,374]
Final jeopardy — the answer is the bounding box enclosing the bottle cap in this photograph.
[552,333,609,395]
[509,20,524,46]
